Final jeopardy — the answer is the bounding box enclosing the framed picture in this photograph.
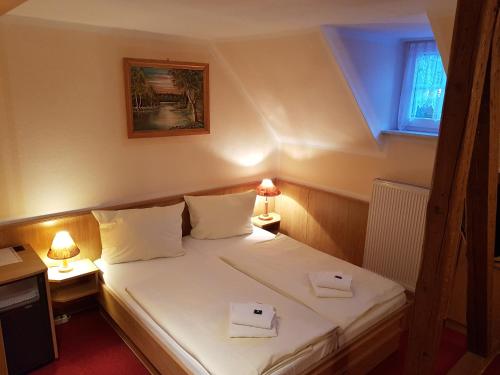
[123,58,209,138]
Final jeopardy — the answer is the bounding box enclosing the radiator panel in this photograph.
[362,179,429,291]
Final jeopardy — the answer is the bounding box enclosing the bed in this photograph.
[96,226,409,375]
[183,227,407,348]
[96,248,338,375]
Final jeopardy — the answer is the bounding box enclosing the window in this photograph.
[398,40,447,134]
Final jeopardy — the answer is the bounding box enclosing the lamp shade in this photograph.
[256,179,281,197]
[47,231,80,260]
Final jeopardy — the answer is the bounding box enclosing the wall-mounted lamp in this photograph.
[256,179,281,221]
[47,231,80,273]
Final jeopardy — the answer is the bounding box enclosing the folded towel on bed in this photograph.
[308,273,353,298]
[230,302,276,329]
[228,317,278,338]
[309,271,352,291]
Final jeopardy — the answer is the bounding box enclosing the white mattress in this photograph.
[96,247,338,374]
[96,226,406,374]
[183,227,407,346]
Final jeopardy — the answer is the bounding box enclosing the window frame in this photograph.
[397,39,446,135]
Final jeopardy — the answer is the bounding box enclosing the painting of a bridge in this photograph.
[124,58,209,138]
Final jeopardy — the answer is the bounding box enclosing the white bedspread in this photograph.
[221,234,405,332]
[126,252,337,375]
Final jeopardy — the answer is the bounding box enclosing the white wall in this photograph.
[0,17,278,221]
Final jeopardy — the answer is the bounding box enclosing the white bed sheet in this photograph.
[184,226,407,346]
[95,248,338,375]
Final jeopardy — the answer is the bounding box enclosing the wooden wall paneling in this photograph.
[0,181,260,263]
[0,214,102,265]
[0,177,369,272]
[306,189,351,262]
[274,180,310,244]
[405,0,498,372]
[346,198,369,267]
[0,0,27,15]
[275,179,369,266]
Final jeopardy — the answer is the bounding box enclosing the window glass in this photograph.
[398,40,447,133]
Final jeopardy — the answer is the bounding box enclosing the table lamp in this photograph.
[47,231,80,273]
[256,178,281,220]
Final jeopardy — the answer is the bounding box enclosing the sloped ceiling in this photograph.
[12,0,429,39]
[214,30,380,153]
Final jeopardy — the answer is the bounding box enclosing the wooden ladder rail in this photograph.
[404,0,500,374]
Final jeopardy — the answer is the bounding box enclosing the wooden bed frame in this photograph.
[0,179,409,373]
[98,279,410,375]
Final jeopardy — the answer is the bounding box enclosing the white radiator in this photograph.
[362,179,429,292]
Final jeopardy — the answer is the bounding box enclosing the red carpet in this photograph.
[31,309,499,374]
[31,309,149,375]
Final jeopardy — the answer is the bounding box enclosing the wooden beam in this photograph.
[466,69,495,356]
[466,11,499,352]
[404,0,499,373]
[0,0,28,16]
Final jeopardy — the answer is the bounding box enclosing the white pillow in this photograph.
[185,191,256,239]
[92,202,185,264]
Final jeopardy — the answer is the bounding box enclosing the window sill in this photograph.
[382,130,439,139]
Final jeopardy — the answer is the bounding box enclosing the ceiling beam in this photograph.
[0,1,28,16]
[404,0,499,373]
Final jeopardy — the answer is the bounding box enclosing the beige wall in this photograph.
[0,9,458,221]
[280,136,437,201]
[0,17,278,221]
[216,27,445,201]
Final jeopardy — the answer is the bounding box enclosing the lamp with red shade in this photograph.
[256,178,281,220]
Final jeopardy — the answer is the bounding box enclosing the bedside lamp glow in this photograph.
[256,179,281,220]
[47,231,80,273]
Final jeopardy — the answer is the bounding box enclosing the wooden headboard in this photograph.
[0,178,369,268]
[0,181,267,264]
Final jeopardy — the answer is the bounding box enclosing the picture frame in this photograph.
[123,58,210,138]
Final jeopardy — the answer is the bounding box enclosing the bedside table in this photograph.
[252,212,281,234]
[0,245,58,373]
[48,259,99,315]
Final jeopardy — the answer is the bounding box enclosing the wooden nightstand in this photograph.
[48,259,99,315]
[252,212,281,234]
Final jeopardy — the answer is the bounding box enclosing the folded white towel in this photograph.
[309,271,352,291]
[229,317,278,338]
[308,274,353,298]
[230,302,276,329]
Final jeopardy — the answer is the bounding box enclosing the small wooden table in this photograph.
[252,212,281,234]
[48,259,99,312]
